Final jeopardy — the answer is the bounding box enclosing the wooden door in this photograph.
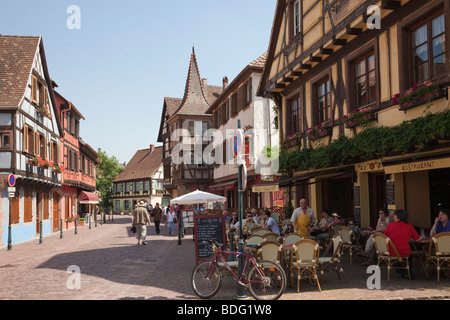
[52,192,60,232]
[369,173,387,228]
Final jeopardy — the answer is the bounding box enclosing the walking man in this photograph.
[152,203,163,235]
[132,200,150,245]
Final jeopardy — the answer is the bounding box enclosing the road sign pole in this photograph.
[7,197,12,250]
[235,120,247,299]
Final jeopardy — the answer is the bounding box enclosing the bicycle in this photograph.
[191,239,287,300]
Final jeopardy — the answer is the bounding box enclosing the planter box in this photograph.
[308,128,331,141]
[399,88,446,111]
[345,113,377,128]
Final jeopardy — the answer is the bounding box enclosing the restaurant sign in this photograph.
[252,184,280,193]
[385,158,450,174]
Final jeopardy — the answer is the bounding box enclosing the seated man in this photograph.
[261,210,280,236]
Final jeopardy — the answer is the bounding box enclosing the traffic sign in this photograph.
[233,129,243,157]
[8,174,15,187]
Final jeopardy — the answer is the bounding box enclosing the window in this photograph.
[288,95,301,134]
[24,125,35,155]
[294,0,301,36]
[31,75,48,107]
[411,13,445,83]
[355,53,376,108]
[0,132,11,150]
[316,78,331,124]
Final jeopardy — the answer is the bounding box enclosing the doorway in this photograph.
[429,168,450,225]
[53,192,60,232]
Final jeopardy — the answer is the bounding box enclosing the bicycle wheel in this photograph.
[247,260,286,300]
[191,260,222,299]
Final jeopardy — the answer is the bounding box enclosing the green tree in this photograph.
[96,150,124,211]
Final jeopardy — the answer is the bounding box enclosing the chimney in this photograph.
[150,144,155,153]
[223,76,229,90]
[202,78,208,89]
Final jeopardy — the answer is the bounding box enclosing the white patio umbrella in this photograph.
[170,189,226,205]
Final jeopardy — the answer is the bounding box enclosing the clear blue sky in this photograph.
[0,0,276,163]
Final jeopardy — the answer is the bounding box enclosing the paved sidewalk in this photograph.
[0,215,449,300]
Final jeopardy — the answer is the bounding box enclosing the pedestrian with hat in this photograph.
[132,200,150,245]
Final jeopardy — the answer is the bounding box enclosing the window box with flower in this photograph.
[344,106,377,128]
[52,164,65,173]
[28,156,43,166]
[37,105,53,119]
[281,133,302,149]
[393,81,447,111]
[307,123,331,141]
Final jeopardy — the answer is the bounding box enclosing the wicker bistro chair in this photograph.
[339,226,362,264]
[257,241,283,264]
[263,232,281,242]
[373,232,411,281]
[283,233,303,245]
[318,235,349,283]
[253,229,270,237]
[246,235,265,246]
[291,239,322,293]
[426,232,450,282]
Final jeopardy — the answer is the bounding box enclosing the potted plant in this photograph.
[37,105,52,119]
[78,218,85,226]
[52,164,65,173]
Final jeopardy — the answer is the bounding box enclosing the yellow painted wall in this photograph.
[404,171,431,228]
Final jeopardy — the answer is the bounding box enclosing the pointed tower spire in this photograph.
[175,48,210,115]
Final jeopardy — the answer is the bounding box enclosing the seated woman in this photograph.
[360,209,389,266]
[310,210,332,244]
[430,209,450,237]
[384,210,424,279]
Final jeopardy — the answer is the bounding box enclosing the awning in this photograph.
[208,181,236,193]
[78,191,99,204]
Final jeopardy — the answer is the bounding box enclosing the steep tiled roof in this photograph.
[0,36,40,107]
[113,146,163,182]
[172,48,212,116]
[249,52,268,68]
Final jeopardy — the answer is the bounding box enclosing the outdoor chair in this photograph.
[271,212,280,223]
[426,232,450,282]
[246,235,265,246]
[257,241,282,264]
[291,239,322,293]
[283,233,303,245]
[373,232,411,281]
[339,226,362,264]
[253,229,270,237]
[263,232,281,242]
[318,235,349,283]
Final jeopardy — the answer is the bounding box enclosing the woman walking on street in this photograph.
[132,201,150,245]
[168,206,176,235]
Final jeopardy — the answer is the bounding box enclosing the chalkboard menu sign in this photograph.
[353,186,360,207]
[386,182,395,205]
[194,215,226,264]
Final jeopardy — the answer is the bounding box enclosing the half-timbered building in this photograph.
[258,0,449,230]
[157,48,222,199]
[206,52,280,210]
[0,36,63,246]
[54,91,99,229]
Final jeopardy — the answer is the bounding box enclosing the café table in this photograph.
[411,237,432,279]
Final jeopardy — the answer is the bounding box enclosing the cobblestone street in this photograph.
[0,215,449,300]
